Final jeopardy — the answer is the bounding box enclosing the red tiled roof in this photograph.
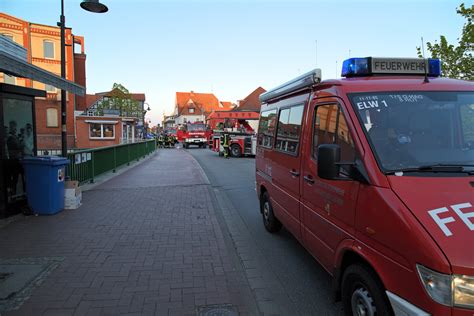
[234,87,266,112]
[176,91,232,116]
[83,94,101,109]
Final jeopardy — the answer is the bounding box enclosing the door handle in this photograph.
[289,169,300,177]
[304,175,315,184]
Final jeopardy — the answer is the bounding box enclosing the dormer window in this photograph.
[189,108,195,114]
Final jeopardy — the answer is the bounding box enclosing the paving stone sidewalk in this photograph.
[0,149,259,316]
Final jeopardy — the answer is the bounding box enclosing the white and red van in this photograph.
[255,57,474,315]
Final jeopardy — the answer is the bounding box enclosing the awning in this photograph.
[207,110,260,120]
[0,36,85,96]
[84,120,118,124]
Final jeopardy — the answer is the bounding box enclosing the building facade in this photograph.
[174,91,233,125]
[0,13,86,150]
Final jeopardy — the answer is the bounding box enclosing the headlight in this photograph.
[454,275,474,308]
[417,265,474,309]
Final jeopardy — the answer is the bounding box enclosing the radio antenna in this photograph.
[421,37,429,83]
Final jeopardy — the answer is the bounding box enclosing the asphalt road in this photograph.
[186,147,343,315]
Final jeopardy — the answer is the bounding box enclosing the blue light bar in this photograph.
[341,57,442,77]
[341,58,369,77]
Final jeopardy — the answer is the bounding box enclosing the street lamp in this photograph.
[60,0,108,157]
[142,103,151,139]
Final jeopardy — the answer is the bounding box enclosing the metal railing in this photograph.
[65,139,156,184]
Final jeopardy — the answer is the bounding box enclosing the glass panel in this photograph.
[45,84,56,92]
[103,124,114,138]
[43,41,54,58]
[461,103,474,144]
[3,74,15,85]
[258,109,277,148]
[350,92,474,171]
[275,105,304,154]
[90,123,102,138]
[3,97,34,203]
[46,108,58,127]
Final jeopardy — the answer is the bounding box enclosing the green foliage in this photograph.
[96,83,142,118]
[417,3,473,80]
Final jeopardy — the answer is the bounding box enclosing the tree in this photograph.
[417,3,473,80]
[96,83,142,118]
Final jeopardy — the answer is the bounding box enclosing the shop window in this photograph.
[43,40,54,59]
[46,108,59,127]
[89,123,115,139]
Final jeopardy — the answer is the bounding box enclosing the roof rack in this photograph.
[259,69,322,103]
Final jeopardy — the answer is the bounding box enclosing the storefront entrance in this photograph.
[0,84,42,218]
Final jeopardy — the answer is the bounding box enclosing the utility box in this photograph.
[21,156,69,215]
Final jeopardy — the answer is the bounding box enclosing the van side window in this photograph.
[275,105,304,154]
[258,109,277,148]
[314,104,356,164]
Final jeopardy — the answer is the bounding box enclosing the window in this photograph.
[189,108,195,114]
[46,108,59,127]
[2,34,14,42]
[43,40,54,58]
[45,84,56,92]
[3,74,15,85]
[314,104,356,173]
[275,105,304,154]
[258,109,277,148]
[89,123,115,139]
[460,103,474,144]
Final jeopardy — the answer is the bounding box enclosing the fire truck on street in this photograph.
[179,122,210,149]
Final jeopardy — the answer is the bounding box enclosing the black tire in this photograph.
[341,264,393,316]
[260,192,282,233]
[202,143,207,149]
[230,144,242,158]
[183,143,188,149]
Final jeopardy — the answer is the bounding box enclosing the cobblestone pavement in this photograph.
[0,149,259,316]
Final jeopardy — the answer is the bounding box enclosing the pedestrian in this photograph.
[222,133,231,158]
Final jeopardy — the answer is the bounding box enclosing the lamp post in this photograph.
[60,0,108,157]
[142,103,150,139]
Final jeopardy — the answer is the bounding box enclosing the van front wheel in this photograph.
[260,192,282,233]
[341,264,393,316]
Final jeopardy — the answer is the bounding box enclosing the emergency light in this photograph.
[260,69,322,103]
[341,57,441,77]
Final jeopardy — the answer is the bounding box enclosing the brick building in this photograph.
[0,13,86,150]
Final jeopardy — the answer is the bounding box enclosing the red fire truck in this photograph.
[256,57,474,315]
[207,110,260,157]
[180,122,210,148]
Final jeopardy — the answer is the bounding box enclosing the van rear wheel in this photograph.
[260,192,282,233]
[342,264,393,316]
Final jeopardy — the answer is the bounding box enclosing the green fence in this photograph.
[66,140,156,184]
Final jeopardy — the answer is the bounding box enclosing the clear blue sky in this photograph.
[3,0,468,124]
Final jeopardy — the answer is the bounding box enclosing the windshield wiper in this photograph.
[387,164,474,175]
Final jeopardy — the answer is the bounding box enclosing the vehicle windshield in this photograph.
[187,123,206,132]
[349,91,474,172]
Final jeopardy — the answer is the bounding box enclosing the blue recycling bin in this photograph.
[21,156,69,215]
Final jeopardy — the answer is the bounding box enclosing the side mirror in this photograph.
[317,144,341,180]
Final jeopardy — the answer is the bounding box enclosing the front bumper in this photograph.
[184,138,207,143]
[386,291,430,316]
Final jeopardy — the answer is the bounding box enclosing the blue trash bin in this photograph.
[21,156,69,215]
